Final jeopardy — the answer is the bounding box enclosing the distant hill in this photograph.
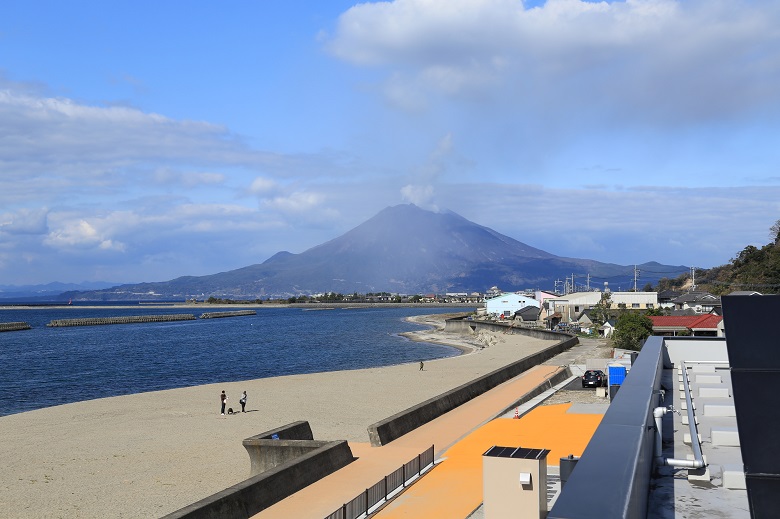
[0,281,118,301]
[61,204,688,301]
[696,235,780,295]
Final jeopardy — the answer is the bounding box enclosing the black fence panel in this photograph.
[366,479,386,512]
[386,466,404,494]
[324,444,434,519]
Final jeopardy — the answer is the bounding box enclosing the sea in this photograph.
[0,304,466,417]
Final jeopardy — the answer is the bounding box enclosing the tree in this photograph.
[612,312,653,351]
[590,292,612,326]
[771,218,780,245]
[642,282,654,292]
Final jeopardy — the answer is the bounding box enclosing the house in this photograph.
[484,292,541,319]
[648,314,724,337]
[544,312,563,330]
[728,290,762,296]
[534,290,560,319]
[599,319,616,337]
[670,291,721,314]
[514,305,541,322]
[657,290,683,309]
[546,291,658,323]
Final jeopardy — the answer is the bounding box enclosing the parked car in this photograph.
[582,369,607,388]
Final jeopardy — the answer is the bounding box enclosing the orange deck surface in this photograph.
[374,403,603,518]
[252,366,603,519]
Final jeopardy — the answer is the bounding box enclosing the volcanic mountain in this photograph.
[64,204,687,300]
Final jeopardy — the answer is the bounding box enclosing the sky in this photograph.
[2,0,780,287]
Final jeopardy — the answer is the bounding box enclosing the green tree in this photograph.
[612,312,653,351]
[590,292,613,326]
[645,306,666,316]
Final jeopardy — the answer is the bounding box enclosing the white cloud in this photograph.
[263,191,327,214]
[0,208,49,235]
[249,176,281,196]
[44,219,126,252]
[151,168,226,188]
[327,0,780,125]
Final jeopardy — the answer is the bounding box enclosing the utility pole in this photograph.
[587,273,591,291]
[690,266,696,292]
[634,265,640,292]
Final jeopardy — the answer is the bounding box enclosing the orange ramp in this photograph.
[374,403,603,518]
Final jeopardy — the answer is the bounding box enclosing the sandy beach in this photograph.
[0,314,558,518]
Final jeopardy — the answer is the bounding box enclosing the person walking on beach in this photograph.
[220,390,227,415]
[240,391,247,413]
[419,361,424,371]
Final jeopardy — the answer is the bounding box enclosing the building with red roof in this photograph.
[649,314,724,337]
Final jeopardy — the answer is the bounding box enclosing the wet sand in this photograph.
[0,315,556,518]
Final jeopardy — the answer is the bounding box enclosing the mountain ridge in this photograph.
[56,204,687,301]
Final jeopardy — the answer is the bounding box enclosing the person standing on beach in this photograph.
[220,390,227,415]
[240,391,247,413]
[419,361,424,371]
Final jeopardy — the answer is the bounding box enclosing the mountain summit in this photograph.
[64,204,687,300]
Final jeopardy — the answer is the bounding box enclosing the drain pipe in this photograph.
[653,407,705,468]
[654,360,707,469]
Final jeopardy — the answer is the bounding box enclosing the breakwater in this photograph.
[0,322,32,332]
[46,314,196,327]
[199,310,257,319]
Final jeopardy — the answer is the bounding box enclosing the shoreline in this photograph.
[0,302,479,311]
[0,313,557,519]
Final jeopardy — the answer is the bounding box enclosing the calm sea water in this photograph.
[0,305,465,416]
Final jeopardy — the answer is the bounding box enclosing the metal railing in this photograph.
[324,445,434,519]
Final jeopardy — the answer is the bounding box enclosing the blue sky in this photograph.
[2,0,780,286]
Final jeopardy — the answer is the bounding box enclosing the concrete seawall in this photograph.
[367,323,578,447]
[200,310,257,319]
[443,317,569,341]
[163,421,354,519]
[46,314,196,327]
[0,321,32,332]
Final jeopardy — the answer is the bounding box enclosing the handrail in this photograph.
[324,445,435,519]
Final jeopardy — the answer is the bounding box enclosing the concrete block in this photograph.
[695,374,722,384]
[687,455,710,482]
[691,364,716,373]
[595,387,606,398]
[680,401,696,411]
[704,404,737,417]
[711,427,740,447]
[723,464,747,490]
[699,387,730,398]
[681,415,698,426]
[683,433,702,445]
[679,384,685,392]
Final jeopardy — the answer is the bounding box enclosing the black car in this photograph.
[582,369,607,388]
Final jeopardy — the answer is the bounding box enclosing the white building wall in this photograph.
[547,292,659,322]
[485,293,541,317]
